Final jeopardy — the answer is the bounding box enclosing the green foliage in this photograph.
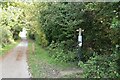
[47,41,77,62]
[39,3,84,48]
[35,4,120,78]
[0,25,13,47]
[23,2,120,78]
[37,2,120,58]
[78,50,120,78]
[0,2,29,47]
[1,2,119,78]
[36,30,48,47]
[0,4,13,47]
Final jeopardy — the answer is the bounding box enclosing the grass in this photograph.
[63,73,84,78]
[0,41,19,57]
[28,41,79,78]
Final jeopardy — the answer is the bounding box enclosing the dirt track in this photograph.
[0,41,31,78]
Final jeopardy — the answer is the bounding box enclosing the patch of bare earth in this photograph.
[31,59,83,78]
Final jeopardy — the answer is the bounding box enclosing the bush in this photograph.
[78,51,120,78]
[47,41,77,62]
[35,31,48,47]
[0,26,14,47]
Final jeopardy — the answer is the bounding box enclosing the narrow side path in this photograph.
[0,41,31,78]
[28,42,83,78]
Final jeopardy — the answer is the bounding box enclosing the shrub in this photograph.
[78,51,119,78]
[47,41,77,62]
[35,31,48,47]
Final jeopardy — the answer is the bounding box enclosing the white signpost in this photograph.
[76,28,84,60]
[76,28,84,46]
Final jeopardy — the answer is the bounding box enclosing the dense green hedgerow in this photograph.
[78,49,120,78]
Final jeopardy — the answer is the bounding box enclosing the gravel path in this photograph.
[0,41,31,78]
